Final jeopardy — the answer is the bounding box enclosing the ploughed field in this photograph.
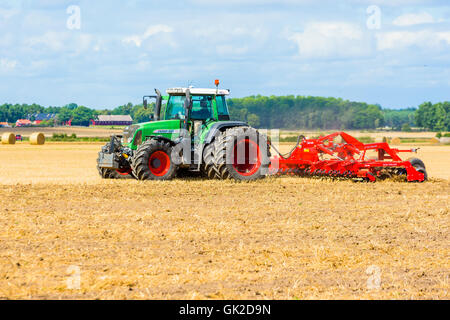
[0,143,448,299]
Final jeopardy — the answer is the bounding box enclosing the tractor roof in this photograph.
[166,88,230,95]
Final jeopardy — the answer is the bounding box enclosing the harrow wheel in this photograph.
[408,158,428,182]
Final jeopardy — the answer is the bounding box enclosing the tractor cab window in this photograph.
[216,95,230,120]
[165,96,186,120]
[191,95,213,120]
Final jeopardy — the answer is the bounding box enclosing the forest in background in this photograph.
[0,96,449,131]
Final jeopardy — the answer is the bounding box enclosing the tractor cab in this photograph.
[132,86,234,149]
[163,87,231,122]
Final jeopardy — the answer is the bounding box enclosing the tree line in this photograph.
[0,97,448,131]
[0,102,152,126]
[228,96,449,131]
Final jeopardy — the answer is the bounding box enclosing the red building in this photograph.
[15,119,32,127]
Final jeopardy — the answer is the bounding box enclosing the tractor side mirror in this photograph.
[143,99,148,109]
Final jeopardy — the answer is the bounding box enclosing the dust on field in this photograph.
[0,143,449,299]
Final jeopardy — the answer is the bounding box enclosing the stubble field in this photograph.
[0,142,448,299]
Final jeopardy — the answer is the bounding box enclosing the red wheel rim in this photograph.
[148,151,171,176]
[232,139,261,176]
[116,168,132,176]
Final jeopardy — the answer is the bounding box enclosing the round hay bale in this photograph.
[1,132,16,145]
[391,137,401,145]
[30,132,45,145]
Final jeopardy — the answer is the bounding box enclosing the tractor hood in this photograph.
[122,120,182,148]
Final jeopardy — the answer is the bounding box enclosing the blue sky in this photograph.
[0,0,449,109]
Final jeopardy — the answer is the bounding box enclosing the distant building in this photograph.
[0,122,11,128]
[28,113,57,125]
[93,115,133,126]
[15,119,32,127]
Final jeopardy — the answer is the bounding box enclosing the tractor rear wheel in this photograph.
[131,139,178,181]
[201,143,217,179]
[205,127,270,181]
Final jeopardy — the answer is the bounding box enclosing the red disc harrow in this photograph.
[269,132,426,182]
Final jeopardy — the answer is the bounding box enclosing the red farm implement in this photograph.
[270,132,427,182]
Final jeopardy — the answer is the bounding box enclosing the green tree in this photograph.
[133,106,153,123]
[401,123,412,132]
[71,106,94,126]
[247,113,260,128]
[415,102,449,131]
[57,107,73,123]
[112,103,133,115]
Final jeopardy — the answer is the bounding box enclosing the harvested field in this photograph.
[0,143,448,299]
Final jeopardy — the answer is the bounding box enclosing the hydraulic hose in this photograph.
[270,135,305,160]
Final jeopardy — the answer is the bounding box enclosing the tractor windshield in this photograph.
[165,94,229,121]
[165,96,185,120]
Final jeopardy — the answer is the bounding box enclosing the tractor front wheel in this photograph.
[131,139,178,181]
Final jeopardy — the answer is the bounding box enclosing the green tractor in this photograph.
[97,82,270,181]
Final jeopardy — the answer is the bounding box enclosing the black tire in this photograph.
[131,139,178,181]
[414,166,428,181]
[408,157,426,169]
[96,142,132,179]
[408,158,428,181]
[207,127,270,181]
[201,143,217,179]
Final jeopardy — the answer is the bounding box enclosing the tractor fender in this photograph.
[145,135,176,146]
[203,121,248,145]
